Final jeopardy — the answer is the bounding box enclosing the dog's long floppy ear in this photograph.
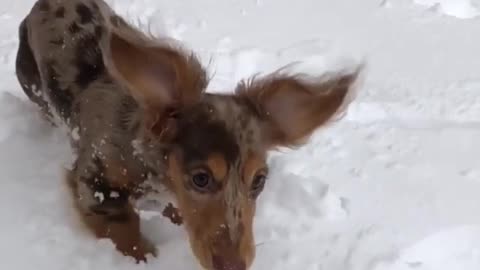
[102,30,208,137]
[237,67,361,147]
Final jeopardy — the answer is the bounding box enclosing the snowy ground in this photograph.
[1,0,480,269]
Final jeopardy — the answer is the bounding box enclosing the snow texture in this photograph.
[2,0,480,269]
[413,0,480,18]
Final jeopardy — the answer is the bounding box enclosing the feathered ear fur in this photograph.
[102,30,208,138]
[237,66,362,147]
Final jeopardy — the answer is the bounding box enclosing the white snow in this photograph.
[94,192,105,203]
[413,0,480,19]
[2,0,480,269]
[109,191,120,199]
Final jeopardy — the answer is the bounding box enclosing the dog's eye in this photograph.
[192,171,212,189]
[251,171,267,197]
[252,174,266,189]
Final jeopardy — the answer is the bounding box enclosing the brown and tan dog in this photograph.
[15,0,361,269]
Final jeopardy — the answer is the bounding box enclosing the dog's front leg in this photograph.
[80,201,156,262]
[66,159,157,262]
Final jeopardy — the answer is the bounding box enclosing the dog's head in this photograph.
[104,31,360,270]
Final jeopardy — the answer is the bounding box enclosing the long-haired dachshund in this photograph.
[15,0,361,269]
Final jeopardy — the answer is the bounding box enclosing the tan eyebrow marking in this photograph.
[242,152,266,185]
[206,153,228,181]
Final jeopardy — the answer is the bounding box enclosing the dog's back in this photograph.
[17,0,151,158]
[16,0,147,126]
[19,0,105,120]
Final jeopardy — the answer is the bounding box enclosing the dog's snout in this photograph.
[212,255,246,270]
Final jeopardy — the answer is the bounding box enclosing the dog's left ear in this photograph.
[237,67,361,148]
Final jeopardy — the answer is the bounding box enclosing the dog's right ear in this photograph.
[103,31,208,137]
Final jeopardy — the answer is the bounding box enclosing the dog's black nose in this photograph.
[212,255,246,270]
